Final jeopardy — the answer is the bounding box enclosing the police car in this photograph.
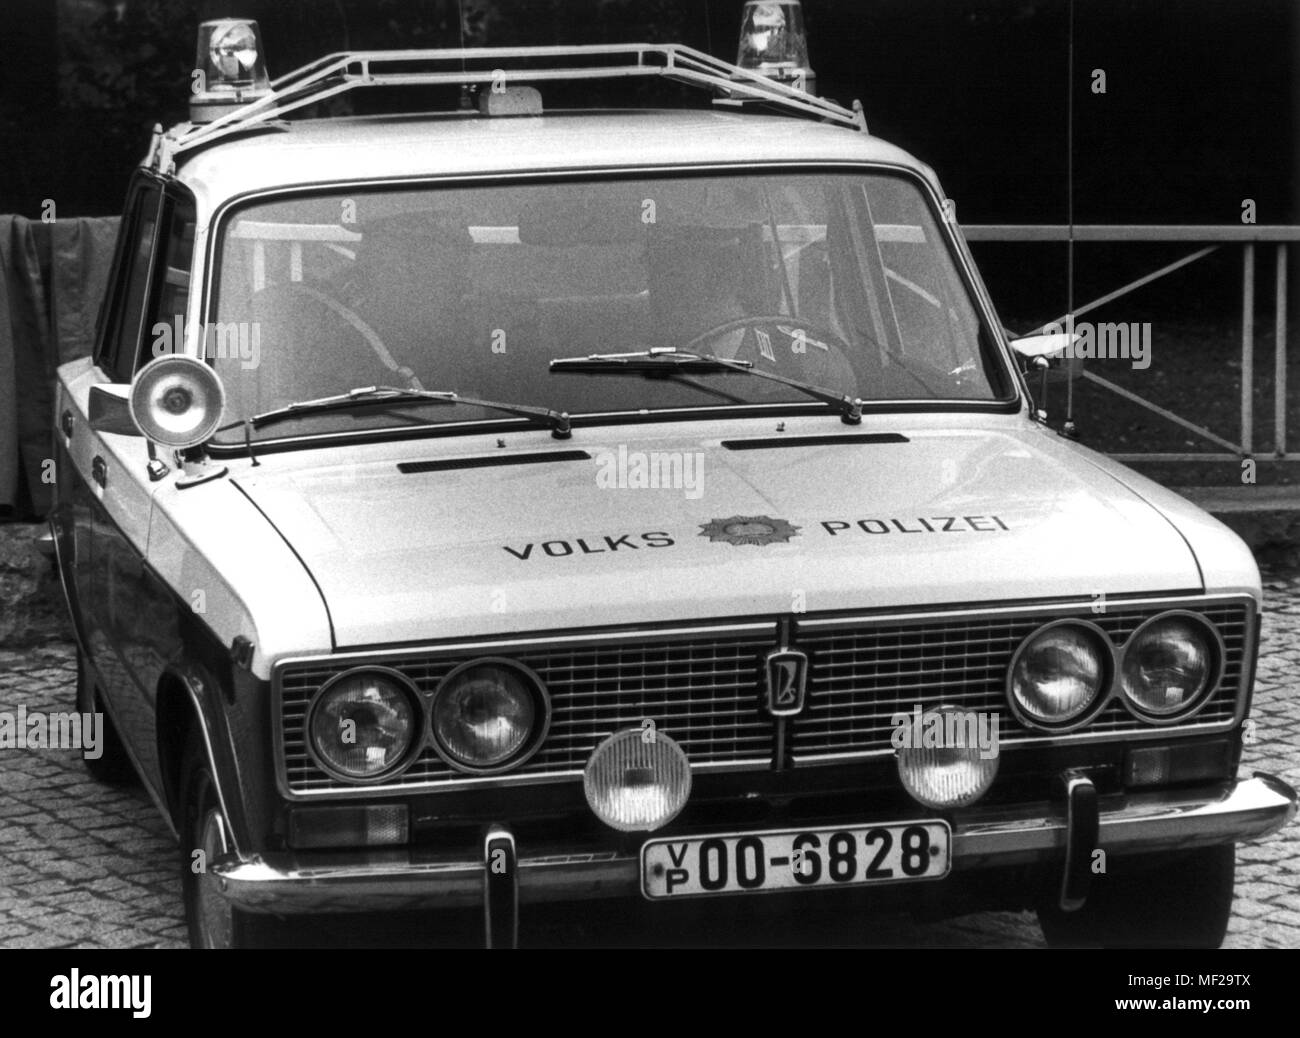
[50,7,1296,947]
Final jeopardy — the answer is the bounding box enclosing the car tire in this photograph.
[75,649,136,785]
[1036,843,1236,949]
[178,728,278,948]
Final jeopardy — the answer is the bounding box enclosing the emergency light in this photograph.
[736,1,816,94]
[190,19,271,123]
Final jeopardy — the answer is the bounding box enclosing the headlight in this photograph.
[1008,621,1111,728]
[307,668,418,781]
[431,660,548,773]
[1120,612,1220,720]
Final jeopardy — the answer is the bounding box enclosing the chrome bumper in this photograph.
[215,774,1297,916]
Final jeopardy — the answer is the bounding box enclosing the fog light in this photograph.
[896,707,1000,809]
[584,727,691,832]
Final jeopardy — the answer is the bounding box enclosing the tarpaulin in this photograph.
[0,215,119,517]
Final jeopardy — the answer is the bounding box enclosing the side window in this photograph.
[144,197,197,368]
[101,184,162,383]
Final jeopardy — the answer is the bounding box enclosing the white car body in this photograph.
[51,56,1295,948]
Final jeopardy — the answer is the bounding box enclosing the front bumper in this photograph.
[214,773,1297,916]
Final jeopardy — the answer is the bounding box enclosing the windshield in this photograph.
[209,171,1011,442]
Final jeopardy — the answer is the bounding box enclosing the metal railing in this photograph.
[963,225,1296,464]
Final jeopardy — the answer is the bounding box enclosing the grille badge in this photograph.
[764,648,809,717]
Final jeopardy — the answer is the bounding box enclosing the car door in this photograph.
[58,175,196,791]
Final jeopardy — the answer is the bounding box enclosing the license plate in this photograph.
[641,821,950,900]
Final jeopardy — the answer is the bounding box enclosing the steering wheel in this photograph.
[681,315,858,392]
[291,284,423,390]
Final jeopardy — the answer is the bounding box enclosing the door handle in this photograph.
[91,455,107,489]
[61,409,74,439]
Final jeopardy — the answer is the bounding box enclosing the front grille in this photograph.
[791,603,1247,759]
[280,631,775,794]
[277,598,1252,796]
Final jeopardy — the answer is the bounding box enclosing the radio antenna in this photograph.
[1064,0,1078,438]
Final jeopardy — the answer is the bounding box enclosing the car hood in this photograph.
[233,422,1203,648]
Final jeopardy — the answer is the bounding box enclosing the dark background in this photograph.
[2,0,1294,223]
[2,0,1295,322]
[0,0,1296,478]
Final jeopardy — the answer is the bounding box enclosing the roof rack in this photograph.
[151,42,867,172]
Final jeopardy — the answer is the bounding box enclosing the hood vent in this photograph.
[399,449,591,474]
[722,433,908,451]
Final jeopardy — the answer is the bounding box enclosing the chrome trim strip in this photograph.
[185,679,245,858]
[276,757,773,801]
[791,592,1256,631]
[214,775,1296,914]
[789,717,1251,764]
[283,620,777,667]
[48,514,93,663]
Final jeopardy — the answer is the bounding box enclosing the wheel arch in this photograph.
[155,665,251,857]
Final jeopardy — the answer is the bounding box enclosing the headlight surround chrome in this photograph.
[1119,611,1223,722]
[430,658,550,774]
[1007,620,1113,730]
[306,667,420,782]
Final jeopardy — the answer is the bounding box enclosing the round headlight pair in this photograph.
[307,668,419,781]
[1008,612,1221,729]
[430,659,549,773]
[1008,621,1111,729]
[1118,613,1221,720]
[306,660,548,782]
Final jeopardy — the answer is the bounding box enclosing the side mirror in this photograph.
[1009,331,1084,384]
[1009,332,1077,360]
[88,384,142,436]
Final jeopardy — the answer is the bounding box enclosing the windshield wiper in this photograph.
[235,385,573,439]
[550,347,865,425]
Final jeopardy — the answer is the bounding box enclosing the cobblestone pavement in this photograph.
[2,571,1298,949]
